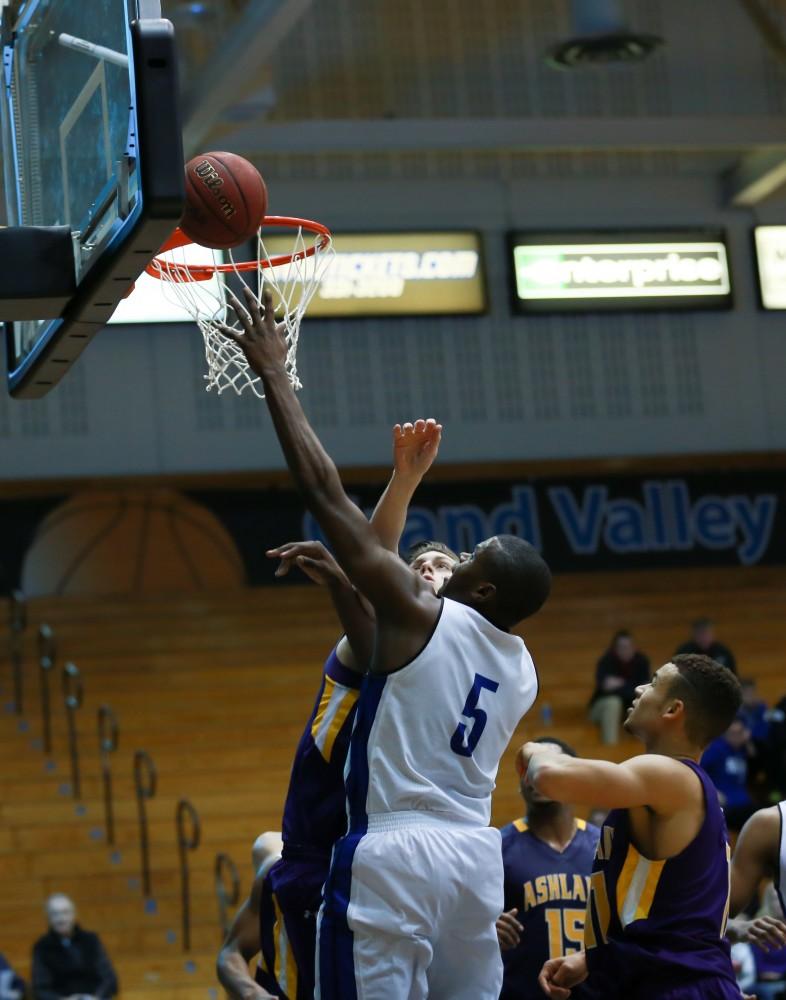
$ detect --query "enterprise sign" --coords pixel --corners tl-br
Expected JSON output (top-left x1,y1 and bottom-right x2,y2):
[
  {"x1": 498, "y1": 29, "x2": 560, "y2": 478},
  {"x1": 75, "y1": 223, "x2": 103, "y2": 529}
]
[
  {"x1": 510, "y1": 231, "x2": 732, "y2": 313},
  {"x1": 754, "y1": 226, "x2": 786, "y2": 310},
  {"x1": 263, "y1": 231, "x2": 485, "y2": 317}
]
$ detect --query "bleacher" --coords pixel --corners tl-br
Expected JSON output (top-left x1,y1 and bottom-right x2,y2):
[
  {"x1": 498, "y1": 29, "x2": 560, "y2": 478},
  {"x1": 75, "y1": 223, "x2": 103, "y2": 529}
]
[{"x1": 2, "y1": 564, "x2": 784, "y2": 996}]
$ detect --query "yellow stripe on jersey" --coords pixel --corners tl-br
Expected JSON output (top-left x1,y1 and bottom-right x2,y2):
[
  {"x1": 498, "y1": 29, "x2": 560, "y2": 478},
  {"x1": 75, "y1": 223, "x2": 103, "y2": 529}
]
[
  {"x1": 272, "y1": 893, "x2": 299, "y2": 998},
  {"x1": 721, "y1": 841, "x2": 731, "y2": 937},
  {"x1": 310, "y1": 676, "x2": 360, "y2": 762},
  {"x1": 322, "y1": 687, "x2": 359, "y2": 761},
  {"x1": 616, "y1": 843, "x2": 666, "y2": 928},
  {"x1": 577, "y1": 818, "x2": 587, "y2": 830},
  {"x1": 514, "y1": 818, "x2": 528, "y2": 833},
  {"x1": 585, "y1": 869, "x2": 610, "y2": 948}
]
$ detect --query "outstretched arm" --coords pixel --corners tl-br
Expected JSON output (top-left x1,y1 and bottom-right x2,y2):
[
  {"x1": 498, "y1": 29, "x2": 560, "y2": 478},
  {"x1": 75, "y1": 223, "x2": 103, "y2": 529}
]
[
  {"x1": 216, "y1": 873, "x2": 275, "y2": 1000},
  {"x1": 268, "y1": 540, "x2": 374, "y2": 671},
  {"x1": 517, "y1": 743, "x2": 699, "y2": 814},
  {"x1": 370, "y1": 419, "x2": 442, "y2": 551},
  {"x1": 222, "y1": 288, "x2": 438, "y2": 670}
]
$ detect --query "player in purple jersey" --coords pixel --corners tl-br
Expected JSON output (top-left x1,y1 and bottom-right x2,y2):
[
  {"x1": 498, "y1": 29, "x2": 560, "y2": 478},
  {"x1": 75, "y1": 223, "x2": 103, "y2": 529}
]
[
  {"x1": 519, "y1": 654, "x2": 746, "y2": 1000},
  {"x1": 727, "y1": 804, "x2": 786, "y2": 950},
  {"x1": 497, "y1": 737, "x2": 600, "y2": 1000},
  {"x1": 217, "y1": 833, "x2": 283, "y2": 999}
]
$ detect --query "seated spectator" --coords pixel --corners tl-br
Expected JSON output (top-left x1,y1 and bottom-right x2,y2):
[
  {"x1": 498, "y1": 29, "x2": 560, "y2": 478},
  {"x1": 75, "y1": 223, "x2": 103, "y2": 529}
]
[
  {"x1": 0, "y1": 954, "x2": 25, "y2": 1000},
  {"x1": 765, "y1": 695, "x2": 786, "y2": 799},
  {"x1": 676, "y1": 617, "x2": 737, "y2": 674},
  {"x1": 731, "y1": 940, "x2": 757, "y2": 996},
  {"x1": 588, "y1": 630, "x2": 650, "y2": 745},
  {"x1": 701, "y1": 718, "x2": 756, "y2": 831},
  {"x1": 739, "y1": 678, "x2": 770, "y2": 744},
  {"x1": 32, "y1": 894, "x2": 118, "y2": 1000}
]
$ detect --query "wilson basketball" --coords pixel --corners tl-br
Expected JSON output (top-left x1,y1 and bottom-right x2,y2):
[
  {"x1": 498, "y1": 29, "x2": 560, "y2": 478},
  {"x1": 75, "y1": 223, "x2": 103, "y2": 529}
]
[{"x1": 181, "y1": 151, "x2": 268, "y2": 250}]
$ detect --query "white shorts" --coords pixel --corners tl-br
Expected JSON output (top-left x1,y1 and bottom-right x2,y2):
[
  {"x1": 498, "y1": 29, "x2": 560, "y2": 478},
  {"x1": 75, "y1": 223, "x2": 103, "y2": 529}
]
[{"x1": 316, "y1": 811, "x2": 504, "y2": 1000}]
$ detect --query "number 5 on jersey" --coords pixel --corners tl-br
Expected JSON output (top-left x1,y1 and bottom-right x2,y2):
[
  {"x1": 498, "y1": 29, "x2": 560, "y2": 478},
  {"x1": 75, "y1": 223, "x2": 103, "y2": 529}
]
[{"x1": 450, "y1": 673, "x2": 499, "y2": 758}]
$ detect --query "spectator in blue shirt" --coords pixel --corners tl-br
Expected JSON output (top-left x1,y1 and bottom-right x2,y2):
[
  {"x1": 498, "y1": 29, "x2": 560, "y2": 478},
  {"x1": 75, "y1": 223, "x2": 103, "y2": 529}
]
[
  {"x1": 701, "y1": 717, "x2": 756, "y2": 831},
  {"x1": 0, "y1": 954, "x2": 24, "y2": 1000},
  {"x1": 739, "y1": 679, "x2": 770, "y2": 744}
]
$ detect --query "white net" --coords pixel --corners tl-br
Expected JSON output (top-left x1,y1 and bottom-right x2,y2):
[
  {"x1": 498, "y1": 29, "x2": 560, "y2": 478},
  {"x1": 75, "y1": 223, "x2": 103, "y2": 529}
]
[{"x1": 147, "y1": 225, "x2": 335, "y2": 397}]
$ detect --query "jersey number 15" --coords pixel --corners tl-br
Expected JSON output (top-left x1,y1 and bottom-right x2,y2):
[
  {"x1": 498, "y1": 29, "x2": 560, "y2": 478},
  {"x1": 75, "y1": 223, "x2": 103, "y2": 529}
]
[{"x1": 450, "y1": 673, "x2": 500, "y2": 758}]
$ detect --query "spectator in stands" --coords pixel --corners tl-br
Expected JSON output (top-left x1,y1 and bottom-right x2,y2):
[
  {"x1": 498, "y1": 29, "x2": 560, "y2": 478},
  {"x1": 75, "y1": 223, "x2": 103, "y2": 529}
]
[
  {"x1": 701, "y1": 717, "x2": 756, "y2": 831},
  {"x1": 739, "y1": 678, "x2": 770, "y2": 744},
  {"x1": 0, "y1": 954, "x2": 25, "y2": 1000},
  {"x1": 31, "y1": 894, "x2": 117, "y2": 1000},
  {"x1": 766, "y1": 695, "x2": 786, "y2": 798},
  {"x1": 730, "y1": 940, "x2": 757, "y2": 996},
  {"x1": 676, "y1": 617, "x2": 737, "y2": 674},
  {"x1": 589, "y1": 630, "x2": 650, "y2": 745}
]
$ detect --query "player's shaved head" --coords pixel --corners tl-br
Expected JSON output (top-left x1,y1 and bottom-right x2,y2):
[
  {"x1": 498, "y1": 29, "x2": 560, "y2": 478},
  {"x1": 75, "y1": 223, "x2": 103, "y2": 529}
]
[
  {"x1": 441, "y1": 535, "x2": 551, "y2": 629},
  {"x1": 667, "y1": 654, "x2": 742, "y2": 747}
]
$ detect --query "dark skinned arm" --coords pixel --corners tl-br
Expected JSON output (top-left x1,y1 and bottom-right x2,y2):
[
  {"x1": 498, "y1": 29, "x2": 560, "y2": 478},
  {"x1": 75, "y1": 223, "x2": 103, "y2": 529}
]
[
  {"x1": 216, "y1": 871, "x2": 275, "y2": 1000},
  {"x1": 269, "y1": 420, "x2": 441, "y2": 671},
  {"x1": 727, "y1": 805, "x2": 786, "y2": 950},
  {"x1": 267, "y1": 539, "x2": 374, "y2": 671},
  {"x1": 222, "y1": 287, "x2": 439, "y2": 672}
]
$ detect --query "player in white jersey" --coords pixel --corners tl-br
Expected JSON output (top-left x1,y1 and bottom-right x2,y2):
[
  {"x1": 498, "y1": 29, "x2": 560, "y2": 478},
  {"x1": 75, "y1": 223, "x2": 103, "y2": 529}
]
[
  {"x1": 221, "y1": 286, "x2": 552, "y2": 999},
  {"x1": 727, "y1": 801, "x2": 786, "y2": 950}
]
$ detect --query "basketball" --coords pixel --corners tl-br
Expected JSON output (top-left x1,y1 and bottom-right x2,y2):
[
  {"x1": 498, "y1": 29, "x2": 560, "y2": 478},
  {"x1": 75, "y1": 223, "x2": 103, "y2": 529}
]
[{"x1": 180, "y1": 151, "x2": 268, "y2": 250}]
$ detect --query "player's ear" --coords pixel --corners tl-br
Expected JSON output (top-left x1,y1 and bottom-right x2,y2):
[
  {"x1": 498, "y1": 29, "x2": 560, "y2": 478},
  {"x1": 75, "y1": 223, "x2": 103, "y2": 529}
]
[
  {"x1": 663, "y1": 697, "x2": 685, "y2": 723},
  {"x1": 472, "y1": 581, "x2": 496, "y2": 603}
]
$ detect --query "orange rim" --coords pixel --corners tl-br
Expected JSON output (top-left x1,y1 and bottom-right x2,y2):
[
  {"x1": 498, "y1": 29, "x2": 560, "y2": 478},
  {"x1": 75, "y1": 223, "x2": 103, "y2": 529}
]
[{"x1": 145, "y1": 215, "x2": 332, "y2": 282}]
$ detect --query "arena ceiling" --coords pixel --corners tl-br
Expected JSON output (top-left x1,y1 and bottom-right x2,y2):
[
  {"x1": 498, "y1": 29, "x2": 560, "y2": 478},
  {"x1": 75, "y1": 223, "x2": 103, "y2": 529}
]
[{"x1": 159, "y1": 0, "x2": 786, "y2": 206}]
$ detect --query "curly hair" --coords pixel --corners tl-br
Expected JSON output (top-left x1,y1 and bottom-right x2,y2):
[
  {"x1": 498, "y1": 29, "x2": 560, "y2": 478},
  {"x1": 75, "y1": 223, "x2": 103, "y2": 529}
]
[{"x1": 668, "y1": 653, "x2": 742, "y2": 747}]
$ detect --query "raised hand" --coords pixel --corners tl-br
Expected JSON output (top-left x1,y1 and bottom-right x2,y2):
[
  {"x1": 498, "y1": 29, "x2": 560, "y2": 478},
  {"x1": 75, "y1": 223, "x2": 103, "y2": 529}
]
[
  {"x1": 496, "y1": 908, "x2": 523, "y2": 950},
  {"x1": 220, "y1": 284, "x2": 288, "y2": 378},
  {"x1": 267, "y1": 540, "x2": 349, "y2": 588},
  {"x1": 392, "y1": 418, "x2": 442, "y2": 481}
]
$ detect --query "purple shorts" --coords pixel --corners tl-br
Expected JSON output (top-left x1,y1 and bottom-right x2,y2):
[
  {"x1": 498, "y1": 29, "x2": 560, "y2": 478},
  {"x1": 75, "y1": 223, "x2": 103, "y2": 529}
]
[{"x1": 266, "y1": 854, "x2": 329, "y2": 1000}]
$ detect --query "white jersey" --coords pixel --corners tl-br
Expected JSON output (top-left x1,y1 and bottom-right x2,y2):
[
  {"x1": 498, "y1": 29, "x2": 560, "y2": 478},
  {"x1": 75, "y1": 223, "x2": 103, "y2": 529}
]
[
  {"x1": 777, "y1": 800, "x2": 786, "y2": 917},
  {"x1": 345, "y1": 597, "x2": 538, "y2": 828}
]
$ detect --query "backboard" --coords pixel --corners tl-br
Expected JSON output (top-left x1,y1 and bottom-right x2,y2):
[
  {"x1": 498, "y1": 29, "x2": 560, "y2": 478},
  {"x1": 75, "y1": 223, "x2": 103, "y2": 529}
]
[{"x1": 1, "y1": 0, "x2": 184, "y2": 398}]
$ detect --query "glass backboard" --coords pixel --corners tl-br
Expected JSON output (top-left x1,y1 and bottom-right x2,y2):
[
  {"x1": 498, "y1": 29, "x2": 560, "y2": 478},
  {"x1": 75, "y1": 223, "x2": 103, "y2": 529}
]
[{"x1": 1, "y1": 0, "x2": 184, "y2": 397}]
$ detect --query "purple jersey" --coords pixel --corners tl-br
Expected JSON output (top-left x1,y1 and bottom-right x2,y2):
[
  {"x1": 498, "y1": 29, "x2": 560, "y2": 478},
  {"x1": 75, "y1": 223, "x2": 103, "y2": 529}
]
[
  {"x1": 500, "y1": 817, "x2": 600, "y2": 1000},
  {"x1": 584, "y1": 759, "x2": 740, "y2": 1000},
  {"x1": 280, "y1": 649, "x2": 362, "y2": 855},
  {"x1": 262, "y1": 650, "x2": 362, "y2": 1000}
]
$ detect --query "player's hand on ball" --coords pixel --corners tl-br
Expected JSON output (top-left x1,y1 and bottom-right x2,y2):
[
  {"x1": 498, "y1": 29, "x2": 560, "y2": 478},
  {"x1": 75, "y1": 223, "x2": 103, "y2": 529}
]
[
  {"x1": 495, "y1": 908, "x2": 523, "y2": 951},
  {"x1": 267, "y1": 540, "x2": 349, "y2": 589},
  {"x1": 393, "y1": 418, "x2": 442, "y2": 481},
  {"x1": 221, "y1": 284, "x2": 288, "y2": 376},
  {"x1": 538, "y1": 952, "x2": 588, "y2": 999}
]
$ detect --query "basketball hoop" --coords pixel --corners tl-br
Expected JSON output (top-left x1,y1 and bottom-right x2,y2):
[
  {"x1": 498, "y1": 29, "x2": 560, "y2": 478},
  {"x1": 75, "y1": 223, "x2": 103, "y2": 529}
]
[{"x1": 146, "y1": 217, "x2": 334, "y2": 397}]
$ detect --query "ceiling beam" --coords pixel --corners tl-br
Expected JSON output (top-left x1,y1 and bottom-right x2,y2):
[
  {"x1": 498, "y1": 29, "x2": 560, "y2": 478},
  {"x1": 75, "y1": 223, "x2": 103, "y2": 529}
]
[
  {"x1": 180, "y1": 0, "x2": 314, "y2": 159},
  {"x1": 725, "y1": 149, "x2": 786, "y2": 206},
  {"x1": 218, "y1": 116, "x2": 786, "y2": 156}
]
